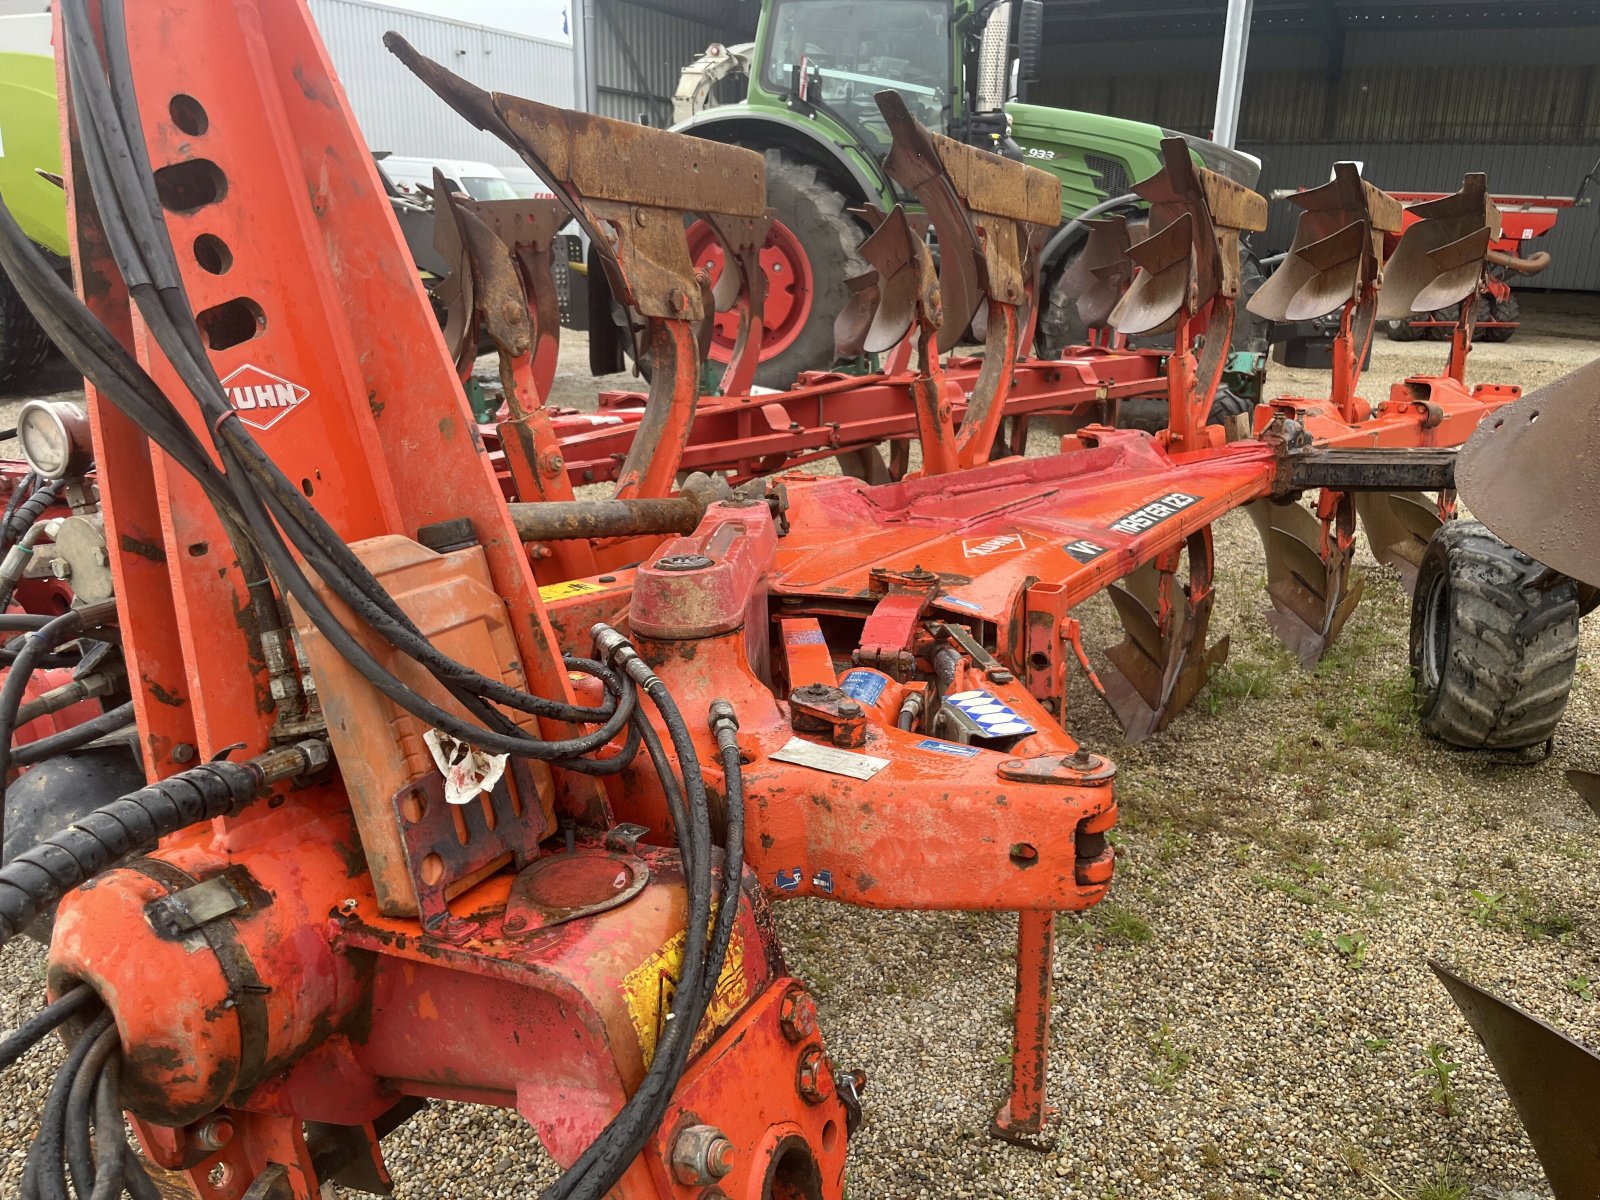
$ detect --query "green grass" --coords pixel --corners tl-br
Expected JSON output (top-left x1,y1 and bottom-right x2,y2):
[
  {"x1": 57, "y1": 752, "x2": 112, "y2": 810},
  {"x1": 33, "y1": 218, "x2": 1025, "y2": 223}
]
[
  {"x1": 1061, "y1": 902, "x2": 1154, "y2": 946},
  {"x1": 1411, "y1": 1166, "x2": 1468, "y2": 1200}
]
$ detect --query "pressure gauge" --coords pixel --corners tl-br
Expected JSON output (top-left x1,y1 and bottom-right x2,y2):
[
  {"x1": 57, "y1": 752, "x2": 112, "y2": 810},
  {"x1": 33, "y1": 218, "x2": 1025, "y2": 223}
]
[{"x1": 15, "y1": 400, "x2": 92, "y2": 480}]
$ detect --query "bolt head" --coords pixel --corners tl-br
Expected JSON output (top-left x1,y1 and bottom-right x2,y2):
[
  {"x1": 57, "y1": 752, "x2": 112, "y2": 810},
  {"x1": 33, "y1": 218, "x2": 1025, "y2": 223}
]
[
  {"x1": 838, "y1": 699, "x2": 863, "y2": 718},
  {"x1": 796, "y1": 1046, "x2": 831, "y2": 1104},
  {"x1": 779, "y1": 988, "x2": 819, "y2": 1043},
  {"x1": 171, "y1": 743, "x2": 197, "y2": 764},
  {"x1": 671, "y1": 1124, "x2": 734, "y2": 1186}
]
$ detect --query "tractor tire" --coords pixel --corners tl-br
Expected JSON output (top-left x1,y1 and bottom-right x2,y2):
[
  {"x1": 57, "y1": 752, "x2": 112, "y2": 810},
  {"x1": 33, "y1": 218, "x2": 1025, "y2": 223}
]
[
  {"x1": 1037, "y1": 244, "x2": 1088, "y2": 359},
  {"x1": 1410, "y1": 520, "x2": 1580, "y2": 750},
  {"x1": 1385, "y1": 317, "x2": 1421, "y2": 342},
  {"x1": 750, "y1": 150, "x2": 864, "y2": 390},
  {"x1": 0, "y1": 265, "x2": 54, "y2": 393},
  {"x1": 1482, "y1": 294, "x2": 1519, "y2": 343},
  {"x1": 1113, "y1": 387, "x2": 1252, "y2": 437}
]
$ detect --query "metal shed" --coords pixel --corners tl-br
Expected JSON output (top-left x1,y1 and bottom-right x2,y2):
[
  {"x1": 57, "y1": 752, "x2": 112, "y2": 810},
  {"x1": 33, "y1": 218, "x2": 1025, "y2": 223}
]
[
  {"x1": 309, "y1": 0, "x2": 575, "y2": 170},
  {"x1": 1034, "y1": 1, "x2": 1600, "y2": 291}
]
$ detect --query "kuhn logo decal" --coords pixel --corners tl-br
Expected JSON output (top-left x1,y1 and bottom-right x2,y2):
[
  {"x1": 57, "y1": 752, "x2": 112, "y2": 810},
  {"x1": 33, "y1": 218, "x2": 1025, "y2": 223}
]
[
  {"x1": 962, "y1": 533, "x2": 1026, "y2": 558},
  {"x1": 1108, "y1": 492, "x2": 1200, "y2": 537},
  {"x1": 221, "y1": 364, "x2": 310, "y2": 432}
]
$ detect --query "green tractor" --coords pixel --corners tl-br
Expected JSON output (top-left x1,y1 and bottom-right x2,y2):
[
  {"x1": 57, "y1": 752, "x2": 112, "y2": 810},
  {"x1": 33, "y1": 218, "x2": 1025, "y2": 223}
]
[
  {"x1": 0, "y1": 8, "x2": 66, "y2": 391},
  {"x1": 589, "y1": 0, "x2": 1264, "y2": 388}
]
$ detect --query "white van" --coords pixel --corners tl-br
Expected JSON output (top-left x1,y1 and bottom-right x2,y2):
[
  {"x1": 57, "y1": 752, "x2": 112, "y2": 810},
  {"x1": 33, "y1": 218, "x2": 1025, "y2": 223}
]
[{"x1": 379, "y1": 156, "x2": 518, "y2": 202}]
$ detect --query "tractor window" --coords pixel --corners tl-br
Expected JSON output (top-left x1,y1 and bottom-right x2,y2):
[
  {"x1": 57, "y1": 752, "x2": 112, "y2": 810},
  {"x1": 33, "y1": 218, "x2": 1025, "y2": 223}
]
[{"x1": 761, "y1": 0, "x2": 951, "y2": 148}]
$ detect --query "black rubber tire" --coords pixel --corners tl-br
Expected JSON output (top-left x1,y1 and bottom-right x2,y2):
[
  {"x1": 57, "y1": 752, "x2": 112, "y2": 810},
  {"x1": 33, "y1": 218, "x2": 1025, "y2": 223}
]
[
  {"x1": 1385, "y1": 317, "x2": 1421, "y2": 342},
  {"x1": 1036, "y1": 243, "x2": 1088, "y2": 359},
  {"x1": 1233, "y1": 247, "x2": 1269, "y2": 351},
  {"x1": 0, "y1": 265, "x2": 54, "y2": 393},
  {"x1": 1482, "y1": 294, "x2": 1519, "y2": 343},
  {"x1": 1112, "y1": 388, "x2": 1250, "y2": 436},
  {"x1": 1410, "y1": 520, "x2": 1580, "y2": 750},
  {"x1": 749, "y1": 150, "x2": 865, "y2": 390}
]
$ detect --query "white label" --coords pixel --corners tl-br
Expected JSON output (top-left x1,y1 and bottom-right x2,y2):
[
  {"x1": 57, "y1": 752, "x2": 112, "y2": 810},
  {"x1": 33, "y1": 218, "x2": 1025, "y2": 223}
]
[
  {"x1": 220, "y1": 364, "x2": 310, "y2": 433},
  {"x1": 771, "y1": 737, "x2": 889, "y2": 781},
  {"x1": 961, "y1": 533, "x2": 1026, "y2": 558}
]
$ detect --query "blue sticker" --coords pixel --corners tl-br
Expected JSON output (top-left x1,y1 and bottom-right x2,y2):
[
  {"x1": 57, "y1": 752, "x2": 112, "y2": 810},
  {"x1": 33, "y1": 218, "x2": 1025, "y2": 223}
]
[
  {"x1": 916, "y1": 738, "x2": 982, "y2": 758},
  {"x1": 840, "y1": 669, "x2": 888, "y2": 705},
  {"x1": 786, "y1": 628, "x2": 827, "y2": 645},
  {"x1": 946, "y1": 690, "x2": 1036, "y2": 737},
  {"x1": 811, "y1": 870, "x2": 834, "y2": 894},
  {"x1": 776, "y1": 867, "x2": 802, "y2": 891},
  {"x1": 939, "y1": 595, "x2": 983, "y2": 612}
]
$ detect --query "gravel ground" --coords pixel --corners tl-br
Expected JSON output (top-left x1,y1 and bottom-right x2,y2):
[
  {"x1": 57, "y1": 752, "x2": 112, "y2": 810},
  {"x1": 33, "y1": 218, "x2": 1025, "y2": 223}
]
[{"x1": 1, "y1": 294, "x2": 1597, "y2": 1199}]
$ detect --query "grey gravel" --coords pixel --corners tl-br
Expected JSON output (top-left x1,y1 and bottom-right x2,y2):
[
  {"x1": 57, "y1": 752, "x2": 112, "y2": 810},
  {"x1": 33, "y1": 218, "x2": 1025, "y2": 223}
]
[{"x1": 1, "y1": 294, "x2": 1597, "y2": 1199}]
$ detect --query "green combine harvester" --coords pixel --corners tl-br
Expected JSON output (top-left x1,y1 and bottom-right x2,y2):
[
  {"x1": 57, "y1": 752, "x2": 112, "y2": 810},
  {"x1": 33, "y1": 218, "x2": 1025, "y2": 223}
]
[
  {"x1": 592, "y1": 0, "x2": 1264, "y2": 388},
  {"x1": 0, "y1": 8, "x2": 65, "y2": 390}
]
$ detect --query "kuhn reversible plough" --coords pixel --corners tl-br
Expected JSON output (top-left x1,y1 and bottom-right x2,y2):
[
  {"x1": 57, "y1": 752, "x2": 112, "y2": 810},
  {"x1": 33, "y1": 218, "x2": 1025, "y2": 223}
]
[{"x1": 0, "y1": 3, "x2": 1537, "y2": 1198}]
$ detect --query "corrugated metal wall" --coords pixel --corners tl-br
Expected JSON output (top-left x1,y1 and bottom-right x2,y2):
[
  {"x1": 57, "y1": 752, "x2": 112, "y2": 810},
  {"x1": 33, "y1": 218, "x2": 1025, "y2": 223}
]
[
  {"x1": 592, "y1": 0, "x2": 750, "y2": 124},
  {"x1": 1031, "y1": 22, "x2": 1600, "y2": 288},
  {"x1": 308, "y1": 0, "x2": 574, "y2": 168}
]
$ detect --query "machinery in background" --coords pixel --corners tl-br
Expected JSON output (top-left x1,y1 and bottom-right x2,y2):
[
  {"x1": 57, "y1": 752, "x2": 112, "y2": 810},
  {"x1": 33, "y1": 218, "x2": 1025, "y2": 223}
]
[
  {"x1": 581, "y1": 0, "x2": 1262, "y2": 386},
  {"x1": 0, "y1": 2, "x2": 1582, "y2": 1198},
  {"x1": 1383, "y1": 191, "x2": 1576, "y2": 344}
]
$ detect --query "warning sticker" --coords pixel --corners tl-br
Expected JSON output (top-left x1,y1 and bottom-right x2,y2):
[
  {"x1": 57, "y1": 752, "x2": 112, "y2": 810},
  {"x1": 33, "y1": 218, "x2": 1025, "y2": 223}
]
[
  {"x1": 840, "y1": 669, "x2": 888, "y2": 705},
  {"x1": 538, "y1": 579, "x2": 605, "y2": 603},
  {"x1": 624, "y1": 927, "x2": 748, "y2": 1067},
  {"x1": 771, "y1": 737, "x2": 890, "y2": 781},
  {"x1": 962, "y1": 533, "x2": 1027, "y2": 558},
  {"x1": 916, "y1": 738, "x2": 982, "y2": 758}
]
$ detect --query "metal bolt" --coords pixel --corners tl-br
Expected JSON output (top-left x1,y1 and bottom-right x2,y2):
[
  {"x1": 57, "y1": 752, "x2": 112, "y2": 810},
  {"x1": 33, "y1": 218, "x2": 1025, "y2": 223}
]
[
  {"x1": 339, "y1": 899, "x2": 358, "y2": 915},
  {"x1": 779, "y1": 987, "x2": 819, "y2": 1044},
  {"x1": 1068, "y1": 748, "x2": 1093, "y2": 768},
  {"x1": 48, "y1": 557, "x2": 71, "y2": 580},
  {"x1": 670, "y1": 1124, "x2": 734, "y2": 1186},
  {"x1": 838, "y1": 699, "x2": 862, "y2": 718},
  {"x1": 796, "y1": 1046, "x2": 831, "y2": 1104},
  {"x1": 194, "y1": 1115, "x2": 234, "y2": 1153},
  {"x1": 503, "y1": 913, "x2": 527, "y2": 933},
  {"x1": 171, "y1": 743, "x2": 197, "y2": 764}
]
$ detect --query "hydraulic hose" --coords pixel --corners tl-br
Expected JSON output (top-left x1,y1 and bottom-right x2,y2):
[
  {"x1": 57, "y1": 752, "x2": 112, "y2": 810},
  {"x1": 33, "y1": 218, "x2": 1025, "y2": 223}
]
[
  {"x1": 0, "y1": 746, "x2": 322, "y2": 947},
  {"x1": 2, "y1": 479, "x2": 63, "y2": 550},
  {"x1": 11, "y1": 701, "x2": 136, "y2": 768},
  {"x1": 0, "y1": 984, "x2": 95, "y2": 1071},
  {"x1": 0, "y1": 603, "x2": 119, "y2": 848}
]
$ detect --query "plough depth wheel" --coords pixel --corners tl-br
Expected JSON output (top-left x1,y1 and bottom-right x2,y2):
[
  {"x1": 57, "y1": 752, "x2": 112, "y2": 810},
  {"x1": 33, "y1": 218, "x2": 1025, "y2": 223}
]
[{"x1": 1410, "y1": 520, "x2": 1580, "y2": 749}]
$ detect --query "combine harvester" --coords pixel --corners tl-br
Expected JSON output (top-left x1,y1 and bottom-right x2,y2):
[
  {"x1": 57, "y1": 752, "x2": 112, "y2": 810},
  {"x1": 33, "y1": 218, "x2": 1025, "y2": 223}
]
[{"x1": 0, "y1": 1, "x2": 1582, "y2": 1196}]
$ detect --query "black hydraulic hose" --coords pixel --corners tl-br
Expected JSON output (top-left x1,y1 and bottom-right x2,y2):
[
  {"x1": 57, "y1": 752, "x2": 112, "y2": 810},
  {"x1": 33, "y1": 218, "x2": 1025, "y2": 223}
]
[
  {"x1": 0, "y1": 758, "x2": 265, "y2": 947},
  {"x1": 27, "y1": 1008, "x2": 112, "y2": 1200},
  {"x1": 64, "y1": 1022, "x2": 119, "y2": 1197},
  {"x1": 0, "y1": 604, "x2": 118, "y2": 845},
  {"x1": 0, "y1": 984, "x2": 93, "y2": 1070},
  {"x1": 2, "y1": 480, "x2": 63, "y2": 550},
  {"x1": 88, "y1": 1054, "x2": 129, "y2": 1200},
  {"x1": 11, "y1": 702, "x2": 136, "y2": 768},
  {"x1": 0, "y1": 473, "x2": 38, "y2": 549}
]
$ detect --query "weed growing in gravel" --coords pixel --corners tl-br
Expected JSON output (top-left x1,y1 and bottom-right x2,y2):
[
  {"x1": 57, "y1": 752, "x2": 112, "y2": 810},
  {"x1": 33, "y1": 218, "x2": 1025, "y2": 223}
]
[
  {"x1": 1468, "y1": 888, "x2": 1506, "y2": 927},
  {"x1": 1060, "y1": 902, "x2": 1153, "y2": 947},
  {"x1": 1360, "y1": 822, "x2": 1403, "y2": 850},
  {"x1": 1569, "y1": 975, "x2": 1595, "y2": 1001},
  {"x1": 1410, "y1": 1166, "x2": 1468, "y2": 1200},
  {"x1": 1144, "y1": 1021, "x2": 1192, "y2": 1091},
  {"x1": 1514, "y1": 890, "x2": 1578, "y2": 941},
  {"x1": 1332, "y1": 932, "x2": 1369, "y2": 969},
  {"x1": 1415, "y1": 1042, "x2": 1460, "y2": 1116},
  {"x1": 1203, "y1": 654, "x2": 1281, "y2": 715}
]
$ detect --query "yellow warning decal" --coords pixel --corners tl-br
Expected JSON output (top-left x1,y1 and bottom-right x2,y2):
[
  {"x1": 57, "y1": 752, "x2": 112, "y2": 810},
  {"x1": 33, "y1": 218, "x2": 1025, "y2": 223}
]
[
  {"x1": 623, "y1": 926, "x2": 748, "y2": 1067},
  {"x1": 537, "y1": 579, "x2": 604, "y2": 603}
]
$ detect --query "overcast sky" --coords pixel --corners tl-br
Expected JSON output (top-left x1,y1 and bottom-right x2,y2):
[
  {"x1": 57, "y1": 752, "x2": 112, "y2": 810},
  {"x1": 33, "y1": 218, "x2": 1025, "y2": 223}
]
[{"x1": 383, "y1": 0, "x2": 572, "y2": 41}]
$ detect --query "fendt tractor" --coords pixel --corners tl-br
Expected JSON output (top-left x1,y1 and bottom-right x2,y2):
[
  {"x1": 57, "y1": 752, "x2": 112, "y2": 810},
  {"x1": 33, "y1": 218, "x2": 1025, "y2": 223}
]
[{"x1": 586, "y1": 0, "x2": 1263, "y2": 386}]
